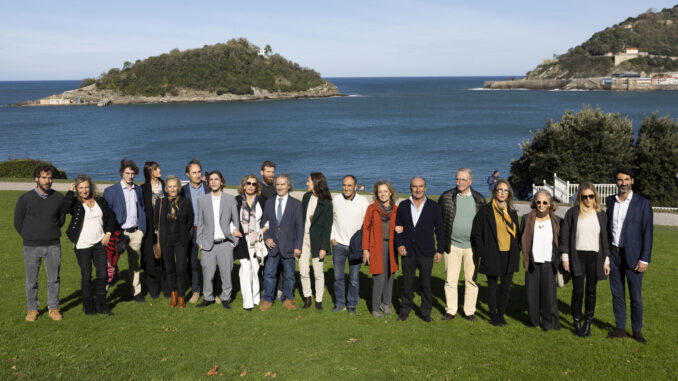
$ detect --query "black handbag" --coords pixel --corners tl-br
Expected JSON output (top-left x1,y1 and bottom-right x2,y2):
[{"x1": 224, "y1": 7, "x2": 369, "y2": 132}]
[{"x1": 348, "y1": 229, "x2": 364, "y2": 262}]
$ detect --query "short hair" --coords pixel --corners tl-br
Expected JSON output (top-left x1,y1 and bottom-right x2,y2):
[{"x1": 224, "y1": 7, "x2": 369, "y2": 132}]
[
  {"x1": 491, "y1": 179, "x2": 515, "y2": 211},
  {"x1": 261, "y1": 161, "x2": 276, "y2": 171},
  {"x1": 143, "y1": 161, "x2": 159, "y2": 182},
  {"x1": 410, "y1": 176, "x2": 426, "y2": 187},
  {"x1": 343, "y1": 175, "x2": 357, "y2": 185},
  {"x1": 530, "y1": 190, "x2": 557, "y2": 212},
  {"x1": 207, "y1": 170, "x2": 226, "y2": 189},
  {"x1": 185, "y1": 158, "x2": 202, "y2": 174},
  {"x1": 74, "y1": 174, "x2": 96, "y2": 199},
  {"x1": 614, "y1": 166, "x2": 635, "y2": 179},
  {"x1": 456, "y1": 167, "x2": 474, "y2": 179},
  {"x1": 164, "y1": 175, "x2": 181, "y2": 190},
  {"x1": 372, "y1": 180, "x2": 397, "y2": 205},
  {"x1": 237, "y1": 174, "x2": 261, "y2": 196},
  {"x1": 119, "y1": 159, "x2": 139, "y2": 176},
  {"x1": 493, "y1": 170, "x2": 499, "y2": 176},
  {"x1": 33, "y1": 164, "x2": 55, "y2": 178},
  {"x1": 576, "y1": 182, "x2": 602, "y2": 214},
  {"x1": 276, "y1": 174, "x2": 293, "y2": 191},
  {"x1": 310, "y1": 172, "x2": 332, "y2": 201}
]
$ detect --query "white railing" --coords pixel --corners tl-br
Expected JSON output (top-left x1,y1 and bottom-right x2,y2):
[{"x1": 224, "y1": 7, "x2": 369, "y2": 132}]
[{"x1": 533, "y1": 173, "x2": 616, "y2": 204}]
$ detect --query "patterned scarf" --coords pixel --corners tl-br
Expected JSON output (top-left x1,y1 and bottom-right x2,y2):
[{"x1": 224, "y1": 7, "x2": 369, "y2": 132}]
[
  {"x1": 377, "y1": 201, "x2": 393, "y2": 222},
  {"x1": 168, "y1": 197, "x2": 179, "y2": 221},
  {"x1": 492, "y1": 199, "x2": 516, "y2": 238}
]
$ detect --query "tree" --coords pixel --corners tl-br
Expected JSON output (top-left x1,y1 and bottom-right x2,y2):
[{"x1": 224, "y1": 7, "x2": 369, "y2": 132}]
[
  {"x1": 633, "y1": 113, "x2": 678, "y2": 206},
  {"x1": 264, "y1": 44, "x2": 272, "y2": 55},
  {"x1": 509, "y1": 106, "x2": 635, "y2": 199}
]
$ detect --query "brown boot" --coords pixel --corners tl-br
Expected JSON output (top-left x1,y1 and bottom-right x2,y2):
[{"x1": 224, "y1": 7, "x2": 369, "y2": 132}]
[
  {"x1": 282, "y1": 299, "x2": 296, "y2": 310},
  {"x1": 260, "y1": 300, "x2": 273, "y2": 311},
  {"x1": 25, "y1": 310, "x2": 39, "y2": 322},
  {"x1": 177, "y1": 296, "x2": 185, "y2": 308},
  {"x1": 170, "y1": 291, "x2": 178, "y2": 307}
]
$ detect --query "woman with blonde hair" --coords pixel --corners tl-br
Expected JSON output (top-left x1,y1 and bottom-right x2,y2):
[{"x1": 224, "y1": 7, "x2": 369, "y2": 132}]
[
  {"x1": 362, "y1": 180, "x2": 399, "y2": 318},
  {"x1": 63, "y1": 175, "x2": 116, "y2": 315},
  {"x1": 559, "y1": 182, "x2": 610, "y2": 337},
  {"x1": 471, "y1": 179, "x2": 520, "y2": 326},
  {"x1": 520, "y1": 190, "x2": 561, "y2": 330}
]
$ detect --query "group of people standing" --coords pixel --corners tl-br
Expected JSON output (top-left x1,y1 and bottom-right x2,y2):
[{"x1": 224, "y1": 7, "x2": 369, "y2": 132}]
[{"x1": 14, "y1": 161, "x2": 652, "y2": 343}]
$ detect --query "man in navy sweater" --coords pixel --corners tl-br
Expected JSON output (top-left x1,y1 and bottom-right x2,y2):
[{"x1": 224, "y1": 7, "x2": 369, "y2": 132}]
[{"x1": 14, "y1": 165, "x2": 65, "y2": 322}]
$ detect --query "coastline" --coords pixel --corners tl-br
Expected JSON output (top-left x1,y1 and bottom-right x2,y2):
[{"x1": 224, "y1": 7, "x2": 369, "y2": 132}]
[
  {"x1": 13, "y1": 81, "x2": 345, "y2": 107},
  {"x1": 484, "y1": 78, "x2": 678, "y2": 91}
]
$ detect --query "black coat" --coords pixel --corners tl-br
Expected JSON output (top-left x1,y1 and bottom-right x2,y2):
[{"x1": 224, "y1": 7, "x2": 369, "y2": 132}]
[
  {"x1": 438, "y1": 187, "x2": 486, "y2": 253},
  {"x1": 142, "y1": 180, "x2": 165, "y2": 256},
  {"x1": 153, "y1": 196, "x2": 194, "y2": 245},
  {"x1": 394, "y1": 198, "x2": 444, "y2": 256},
  {"x1": 559, "y1": 207, "x2": 610, "y2": 280},
  {"x1": 470, "y1": 202, "x2": 521, "y2": 277},
  {"x1": 62, "y1": 191, "x2": 116, "y2": 246},
  {"x1": 301, "y1": 192, "x2": 334, "y2": 258},
  {"x1": 233, "y1": 195, "x2": 266, "y2": 260}
]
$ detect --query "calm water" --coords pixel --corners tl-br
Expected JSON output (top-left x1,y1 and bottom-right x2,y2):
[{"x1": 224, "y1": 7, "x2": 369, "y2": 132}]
[{"x1": 1, "y1": 77, "x2": 678, "y2": 197}]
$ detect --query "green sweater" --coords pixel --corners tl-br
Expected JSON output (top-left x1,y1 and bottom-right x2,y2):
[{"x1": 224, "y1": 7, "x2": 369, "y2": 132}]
[{"x1": 450, "y1": 193, "x2": 476, "y2": 249}]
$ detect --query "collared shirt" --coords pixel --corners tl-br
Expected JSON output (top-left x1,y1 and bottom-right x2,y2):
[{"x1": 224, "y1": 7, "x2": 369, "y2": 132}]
[
  {"x1": 276, "y1": 194, "x2": 289, "y2": 221},
  {"x1": 34, "y1": 187, "x2": 49, "y2": 199},
  {"x1": 611, "y1": 191, "x2": 633, "y2": 247},
  {"x1": 189, "y1": 182, "x2": 206, "y2": 226},
  {"x1": 330, "y1": 193, "x2": 370, "y2": 246},
  {"x1": 120, "y1": 180, "x2": 138, "y2": 229},
  {"x1": 409, "y1": 196, "x2": 427, "y2": 226},
  {"x1": 212, "y1": 193, "x2": 225, "y2": 240}
]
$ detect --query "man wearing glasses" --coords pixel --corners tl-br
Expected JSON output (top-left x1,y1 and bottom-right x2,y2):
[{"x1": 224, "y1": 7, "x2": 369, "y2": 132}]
[{"x1": 438, "y1": 168, "x2": 486, "y2": 322}]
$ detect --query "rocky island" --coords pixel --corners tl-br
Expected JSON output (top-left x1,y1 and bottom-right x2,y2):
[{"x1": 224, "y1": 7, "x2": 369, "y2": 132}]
[
  {"x1": 485, "y1": 6, "x2": 678, "y2": 91},
  {"x1": 16, "y1": 38, "x2": 344, "y2": 106}
]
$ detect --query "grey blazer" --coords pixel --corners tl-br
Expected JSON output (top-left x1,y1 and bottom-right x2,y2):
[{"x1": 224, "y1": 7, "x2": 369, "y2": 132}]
[{"x1": 196, "y1": 192, "x2": 240, "y2": 251}]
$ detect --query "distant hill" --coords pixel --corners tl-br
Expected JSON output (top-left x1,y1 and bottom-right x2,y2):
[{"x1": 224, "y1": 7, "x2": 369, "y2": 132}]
[
  {"x1": 88, "y1": 38, "x2": 328, "y2": 96},
  {"x1": 526, "y1": 5, "x2": 678, "y2": 79}
]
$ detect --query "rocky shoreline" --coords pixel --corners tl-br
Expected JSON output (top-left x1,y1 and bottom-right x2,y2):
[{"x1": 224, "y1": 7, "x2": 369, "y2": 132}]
[
  {"x1": 484, "y1": 78, "x2": 678, "y2": 91},
  {"x1": 14, "y1": 81, "x2": 345, "y2": 107}
]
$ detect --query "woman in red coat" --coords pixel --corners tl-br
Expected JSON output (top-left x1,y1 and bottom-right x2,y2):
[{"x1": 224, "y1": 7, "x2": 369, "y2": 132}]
[{"x1": 362, "y1": 180, "x2": 399, "y2": 318}]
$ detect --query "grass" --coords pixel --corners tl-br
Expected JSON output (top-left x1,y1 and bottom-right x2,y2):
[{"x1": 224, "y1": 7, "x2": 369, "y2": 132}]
[{"x1": 1, "y1": 190, "x2": 677, "y2": 380}]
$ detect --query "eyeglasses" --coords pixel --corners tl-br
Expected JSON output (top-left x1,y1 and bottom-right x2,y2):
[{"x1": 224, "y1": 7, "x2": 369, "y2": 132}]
[
  {"x1": 580, "y1": 194, "x2": 595, "y2": 200},
  {"x1": 535, "y1": 201, "x2": 549, "y2": 205},
  {"x1": 245, "y1": 182, "x2": 257, "y2": 186},
  {"x1": 496, "y1": 189, "x2": 509, "y2": 194}
]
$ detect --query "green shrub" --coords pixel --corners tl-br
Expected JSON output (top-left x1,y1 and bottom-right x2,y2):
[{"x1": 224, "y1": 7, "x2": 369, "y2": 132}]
[
  {"x1": 634, "y1": 113, "x2": 678, "y2": 206},
  {"x1": 0, "y1": 158, "x2": 67, "y2": 179},
  {"x1": 79, "y1": 78, "x2": 96, "y2": 88}
]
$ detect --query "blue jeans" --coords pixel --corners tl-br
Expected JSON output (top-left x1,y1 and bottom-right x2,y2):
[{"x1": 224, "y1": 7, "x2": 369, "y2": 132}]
[
  {"x1": 609, "y1": 248, "x2": 644, "y2": 332},
  {"x1": 332, "y1": 244, "x2": 360, "y2": 308},
  {"x1": 263, "y1": 254, "x2": 295, "y2": 302},
  {"x1": 24, "y1": 244, "x2": 61, "y2": 310}
]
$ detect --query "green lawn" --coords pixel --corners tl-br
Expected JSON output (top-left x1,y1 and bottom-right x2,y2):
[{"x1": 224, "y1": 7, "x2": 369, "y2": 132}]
[{"x1": 1, "y1": 190, "x2": 676, "y2": 380}]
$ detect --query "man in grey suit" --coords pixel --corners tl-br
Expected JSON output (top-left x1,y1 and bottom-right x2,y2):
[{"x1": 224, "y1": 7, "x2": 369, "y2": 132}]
[
  {"x1": 259, "y1": 174, "x2": 304, "y2": 311},
  {"x1": 196, "y1": 171, "x2": 242, "y2": 309}
]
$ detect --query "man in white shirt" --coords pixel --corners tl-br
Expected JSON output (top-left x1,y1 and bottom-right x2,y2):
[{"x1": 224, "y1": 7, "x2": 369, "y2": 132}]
[
  {"x1": 196, "y1": 171, "x2": 241, "y2": 309},
  {"x1": 330, "y1": 175, "x2": 369, "y2": 314}
]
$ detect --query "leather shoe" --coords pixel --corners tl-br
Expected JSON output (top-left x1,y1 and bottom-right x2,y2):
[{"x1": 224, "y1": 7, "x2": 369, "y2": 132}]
[
  {"x1": 464, "y1": 314, "x2": 478, "y2": 322},
  {"x1": 347, "y1": 307, "x2": 356, "y2": 315},
  {"x1": 133, "y1": 294, "x2": 145, "y2": 303},
  {"x1": 441, "y1": 313, "x2": 455, "y2": 321},
  {"x1": 315, "y1": 301, "x2": 322, "y2": 310},
  {"x1": 48, "y1": 309, "x2": 62, "y2": 321},
  {"x1": 259, "y1": 301, "x2": 273, "y2": 311},
  {"x1": 302, "y1": 297, "x2": 312, "y2": 309},
  {"x1": 177, "y1": 296, "x2": 185, "y2": 308},
  {"x1": 607, "y1": 328, "x2": 628, "y2": 339},
  {"x1": 188, "y1": 292, "x2": 200, "y2": 304},
  {"x1": 397, "y1": 314, "x2": 408, "y2": 322},
  {"x1": 196, "y1": 299, "x2": 215, "y2": 308},
  {"x1": 421, "y1": 316, "x2": 434, "y2": 323},
  {"x1": 25, "y1": 310, "x2": 39, "y2": 322},
  {"x1": 332, "y1": 306, "x2": 346, "y2": 312},
  {"x1": 222, "y1": 300, "x2": 231, "y2": 309},
  {"x1": 282, "y1": 299, "x2": 296, "y2": 310},
  {"x1": 632, "y1": 331, "x2": 647, "y2": 343},
  {"x1": 170, "y1": 291, "x2": 178, "y2": 307}
]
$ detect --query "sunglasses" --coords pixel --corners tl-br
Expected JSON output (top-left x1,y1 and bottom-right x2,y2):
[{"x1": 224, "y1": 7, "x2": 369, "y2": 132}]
[
  {"x1": 535, "y1": 201, "x2": 549, "y2": 205},
  {"x1": 245, "y1": 181, "x2": 257, "y2": 186},
  {"x1": 580, "y1": 194, "x2": 595, "y2": 200},
  {"x1": 496, "y1": 189, "x2": 509, "y2": 194}
]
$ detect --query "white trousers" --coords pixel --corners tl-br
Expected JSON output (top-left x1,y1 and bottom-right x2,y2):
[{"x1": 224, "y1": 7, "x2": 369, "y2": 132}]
[
  {"x1": 300, "y1": 235, "x2": 324, "y2": 302},
  {"x1": 239, "y1": 252, "x2": 260, "y2": 309}
]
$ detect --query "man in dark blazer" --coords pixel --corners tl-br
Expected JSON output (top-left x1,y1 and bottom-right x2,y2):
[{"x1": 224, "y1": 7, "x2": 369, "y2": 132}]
[
  {"x1": 103, "y1": 159, "x2": 148, "y2": 302},
  {"x1": 259, "y1": 174, "x2": 304, "y2": 311},
  {"x1": 606, "y1": 167, "x2": 653, "y2": 343},
  {"x1": 395, "y1": 176, "x2": 444, "y2": 322},
  {"x1": 179, "y1": 158, "x2": 208, "y2": 304}
]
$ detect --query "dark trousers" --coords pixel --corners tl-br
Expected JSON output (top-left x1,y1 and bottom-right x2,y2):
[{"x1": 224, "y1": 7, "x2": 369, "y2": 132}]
[
  {"x1": 486, "y1": 250, "x2": 513, "y2": 315},
  {"x1": 75, "y1": 243, "x2": 108, "y2": 298},
  {"x1": 609, "y1": 247, "x2": 644, "y2": 332},
  {"x1": 188, "y1": 228, "x2": 201, "y2": 294},
  {"x1": 162, "y1": 234, "x2": 188, "y2": 296},
  {"x1": 571, "y1": 251, "x2": 598, "y2": 320},
  {"x1": 525, "y1": 262, "x2": 559, "y2": 329},
  {"x1": 400, "y1": 255, "x2": 433, "y2": 318}
]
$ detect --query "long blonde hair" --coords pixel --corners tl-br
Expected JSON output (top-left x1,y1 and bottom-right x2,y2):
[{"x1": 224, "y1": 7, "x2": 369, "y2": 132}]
[
  {"x1": 74, "y1": 174, "x2": 96, "y2": 201},
  {"x1": 576, "y1": 182, "x2": 602, "y2": 217}
]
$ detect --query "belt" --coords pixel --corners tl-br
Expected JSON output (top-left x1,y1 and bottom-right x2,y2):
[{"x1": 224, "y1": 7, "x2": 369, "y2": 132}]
[
  {"x1": 611, "y1": 245, "x2": 623, "y2": 252},
  {"x1": 123, "y1": 227, "x2": 138, "y2": 233},
  {"x1": 193, "y1": 226, "x2": 198, "y2": 231},
  {"x1": 213, "y1": 238, "x2": 229, "y2": 245}
]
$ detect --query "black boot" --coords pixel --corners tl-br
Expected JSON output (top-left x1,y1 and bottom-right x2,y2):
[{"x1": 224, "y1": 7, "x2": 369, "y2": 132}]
[
  {"x1": 83, "y1": 296, "x2": 96, "y2": 315},
  {"x1": 582, "y1": 311, "x2": 594, "y2": 337},
  {"x1": 302, "y1": 296, "x2": 312, "y2": 309},
  {"x1": 573, "y1": 316, "x2": 583, "y2": 337},
  {"x1": 95, "y1": 294, "x2": 114, "y2": 315}
]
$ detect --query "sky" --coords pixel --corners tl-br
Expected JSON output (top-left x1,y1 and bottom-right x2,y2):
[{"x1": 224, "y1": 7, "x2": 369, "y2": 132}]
[{"x1": 0, "y1": 1, "x2": 676, "y2": 80}]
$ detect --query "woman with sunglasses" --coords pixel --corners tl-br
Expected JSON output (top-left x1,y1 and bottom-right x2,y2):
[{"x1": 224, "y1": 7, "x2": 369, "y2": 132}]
[
  {"x1": 233, "y1": 174, "x2": 268, "y2": 311},
  {"x1": 141, "y1": 161, "x2": 165, "y2": 299},
  {"x1": 520, "y1": 190, "x2": 561, "y2": 330},
  {"x1": 559, "y1": 182, "x2": 610, "y2": 337},
  {"x1": 471, "y1": 179, "x2": 520, "y2": 326}
]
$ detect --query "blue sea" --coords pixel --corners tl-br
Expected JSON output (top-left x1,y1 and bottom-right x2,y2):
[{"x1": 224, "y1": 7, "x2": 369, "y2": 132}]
[{"x1": 1, "y1": 77, "x2": 677, "y2": 197}]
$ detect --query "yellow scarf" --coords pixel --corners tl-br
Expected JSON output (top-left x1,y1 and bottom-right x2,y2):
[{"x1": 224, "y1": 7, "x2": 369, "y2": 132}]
[{"x1": 492, "y1": 199, "x2": 516, "y2": 251}]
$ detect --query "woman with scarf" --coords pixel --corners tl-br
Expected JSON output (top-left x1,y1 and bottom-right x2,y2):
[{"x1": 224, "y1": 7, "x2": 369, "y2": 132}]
[
  {"x1": 471, "y1": 179, "x2": 520, "y2": 326},
  {"x1": 141, "y1": 161, "x2": 166, "y2": 298},
  {"x1": 559, "y1": 182, "x2": 610, "y2": 337},
  {"x1": 233, "y1": 174, "x2": 267, "y2": 311},
  {"x1": 362, "y1": 180, "x2": 399, "y2": 318},
  {"x1": 520, "y1": 190, "x2": 561, "y2": 330},
  {"x1": 154, "y1": 175, "x2": 194, "y2": 308}
]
